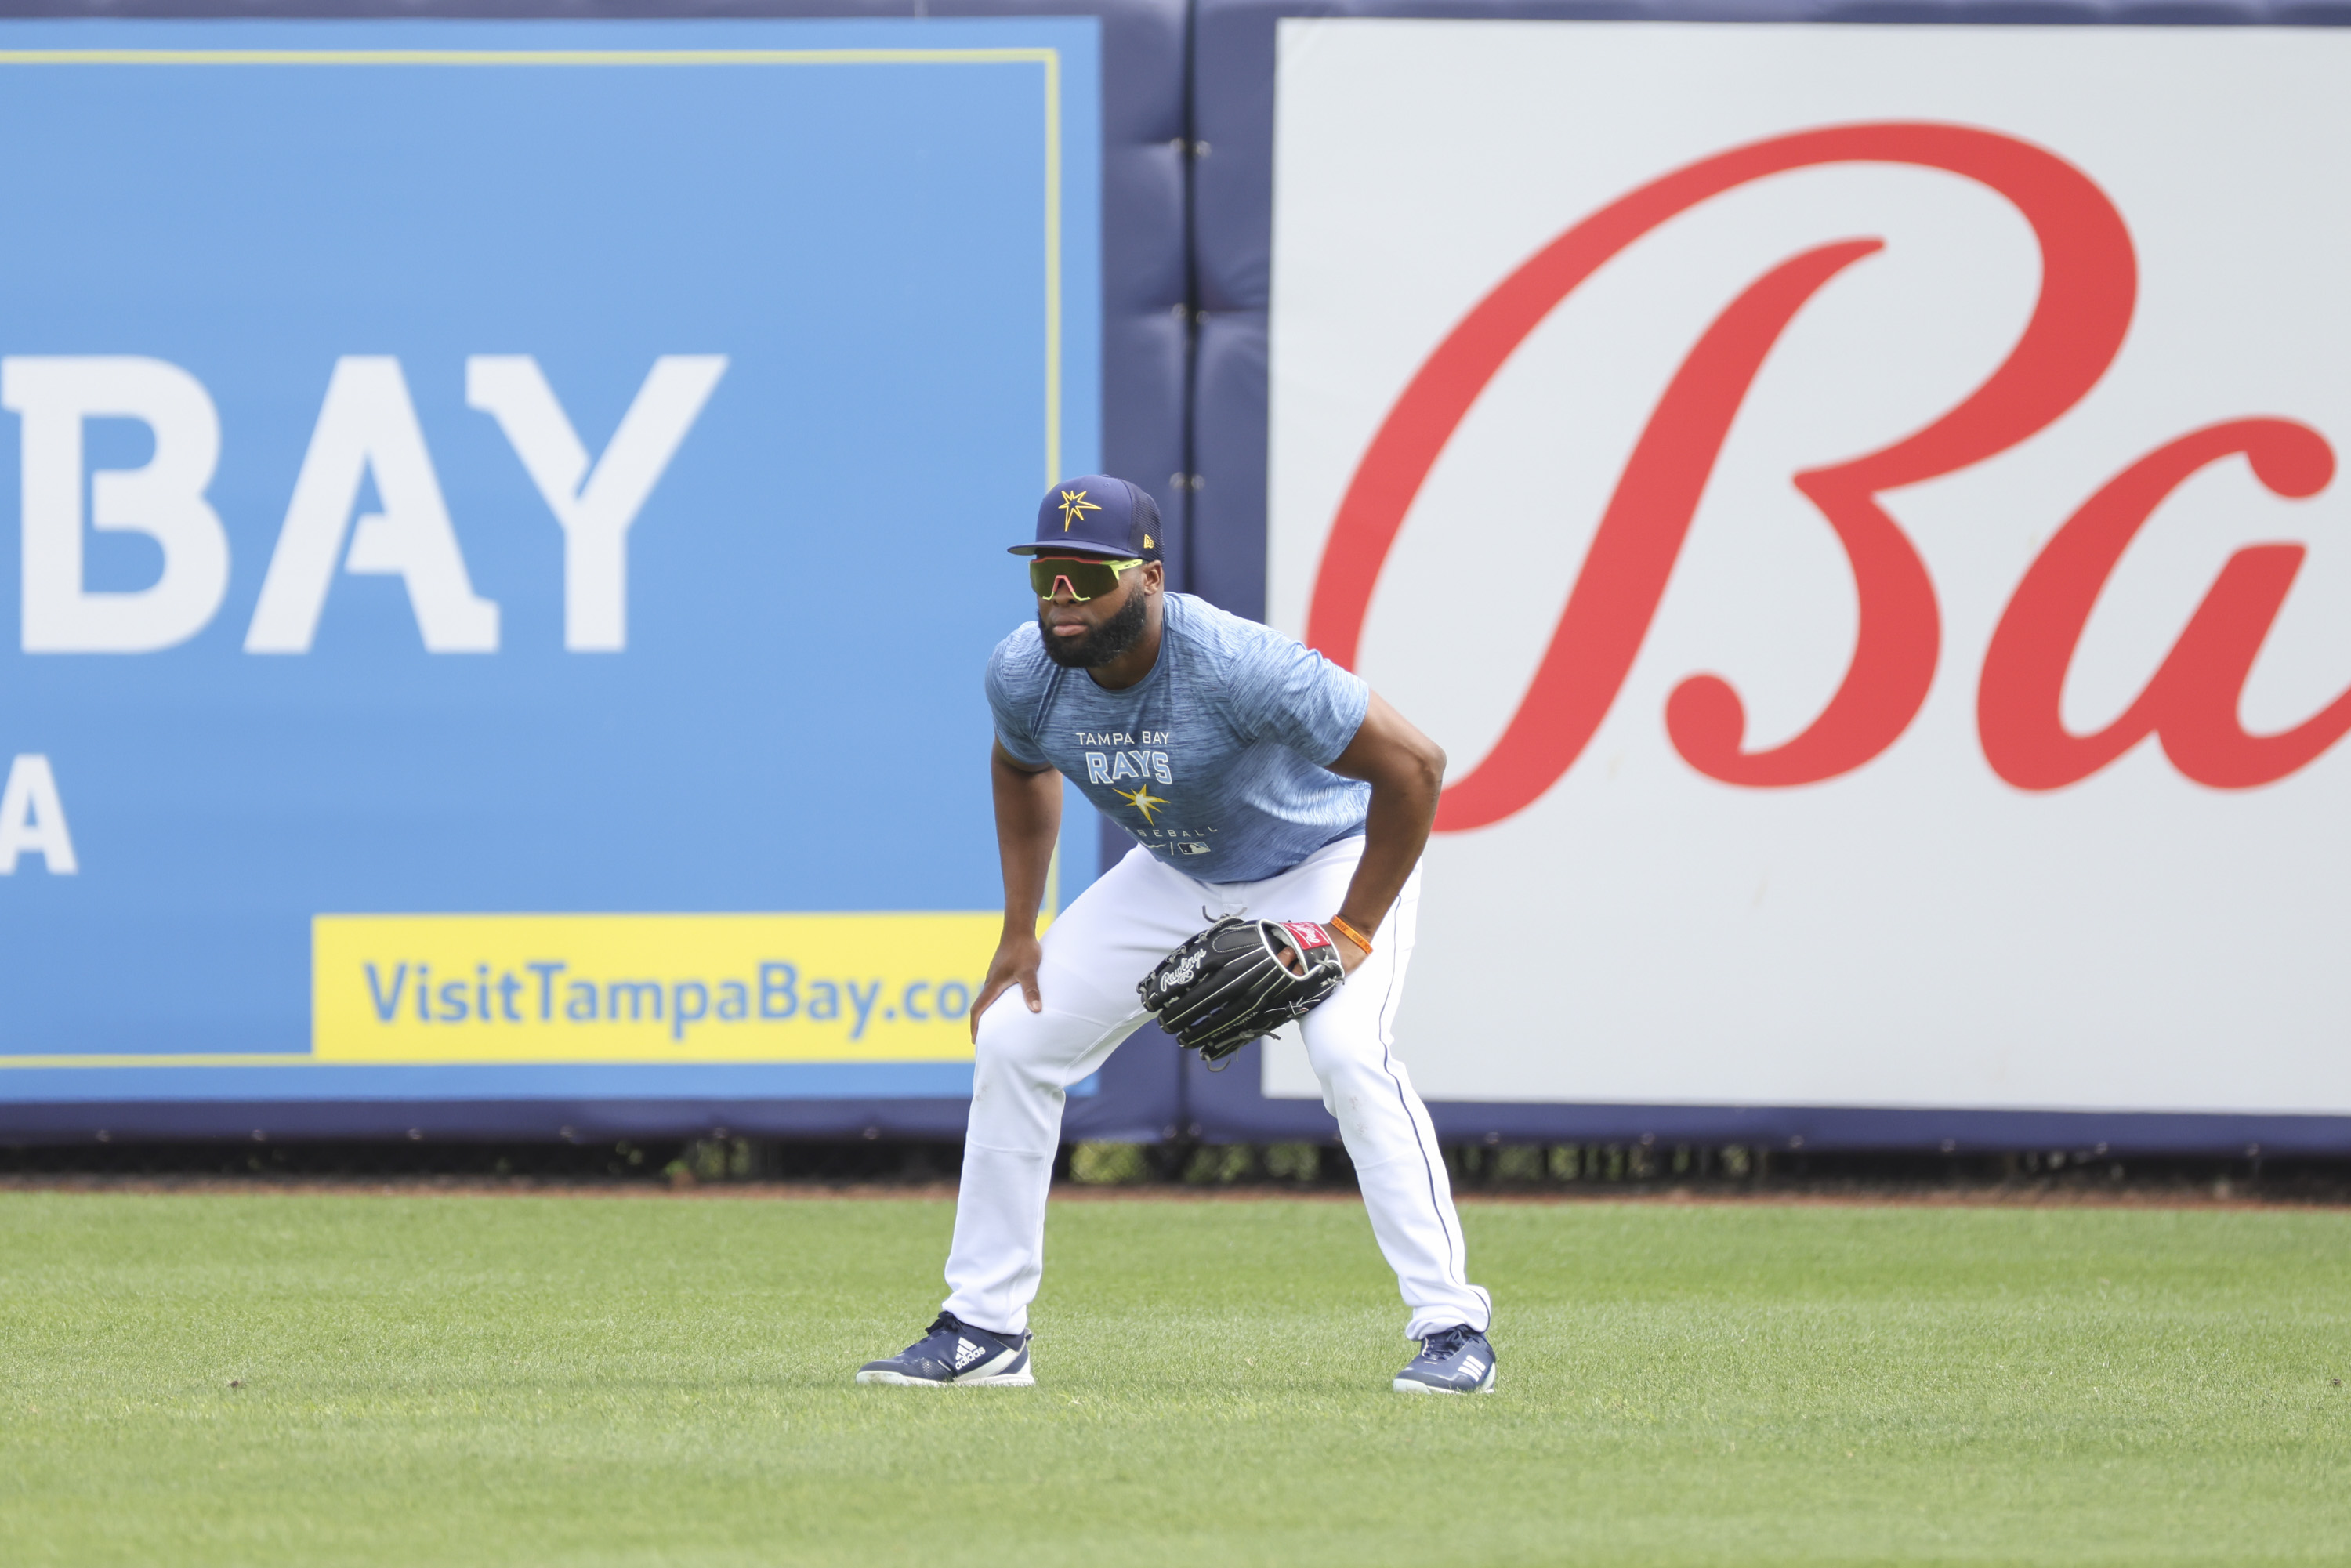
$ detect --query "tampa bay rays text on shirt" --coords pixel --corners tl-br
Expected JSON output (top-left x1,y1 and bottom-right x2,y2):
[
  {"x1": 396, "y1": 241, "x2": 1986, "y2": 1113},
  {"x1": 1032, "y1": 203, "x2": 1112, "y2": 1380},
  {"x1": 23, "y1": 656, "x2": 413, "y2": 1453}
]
[
  {"x1": 1077, "y1": 733, "x2": 1174, "y2": 786},
  {"x1": 987, "y1": 592, "x2": 1372, "y2": 883}
]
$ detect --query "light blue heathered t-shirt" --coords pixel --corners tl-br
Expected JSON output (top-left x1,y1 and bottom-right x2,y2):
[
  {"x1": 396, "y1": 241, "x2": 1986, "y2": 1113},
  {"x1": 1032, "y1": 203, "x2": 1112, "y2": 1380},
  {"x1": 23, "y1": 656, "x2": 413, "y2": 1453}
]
[{"x1": 986, "y1": 592, "x2": 1371, "y2": 883}]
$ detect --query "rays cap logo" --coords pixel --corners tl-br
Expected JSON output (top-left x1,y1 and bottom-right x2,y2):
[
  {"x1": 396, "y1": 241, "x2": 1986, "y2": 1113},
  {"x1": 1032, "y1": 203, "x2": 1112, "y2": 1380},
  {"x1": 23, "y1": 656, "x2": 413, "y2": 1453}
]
[{"x1": 1008, "y1": 474, "x2": 1165, "y2": 562}]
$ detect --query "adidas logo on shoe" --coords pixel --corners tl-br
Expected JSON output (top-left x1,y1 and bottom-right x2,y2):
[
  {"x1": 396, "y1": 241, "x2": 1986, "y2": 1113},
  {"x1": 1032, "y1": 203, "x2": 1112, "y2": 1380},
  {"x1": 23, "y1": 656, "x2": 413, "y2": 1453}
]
[
  {"x1": 1393, "y1": 1326, "x2": 1497, "y2": 1395},
  {"x1": 857, "y1": 1314, "x2": 1036, "y2": 1388}
]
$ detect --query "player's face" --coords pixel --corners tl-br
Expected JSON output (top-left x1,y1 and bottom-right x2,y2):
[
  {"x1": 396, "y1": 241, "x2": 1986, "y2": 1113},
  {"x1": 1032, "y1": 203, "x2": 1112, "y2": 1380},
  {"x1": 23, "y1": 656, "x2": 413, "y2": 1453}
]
[{"x1": 1038, "y1": 559, "x2": 1157, "y2": 668}]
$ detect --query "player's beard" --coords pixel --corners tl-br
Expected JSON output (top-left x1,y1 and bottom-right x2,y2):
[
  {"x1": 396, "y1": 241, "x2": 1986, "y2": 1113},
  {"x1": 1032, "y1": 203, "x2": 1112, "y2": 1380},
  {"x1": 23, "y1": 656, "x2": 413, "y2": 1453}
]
[{"x1": 1039, "y1": 586, "x2": 1150, "y2": 669}]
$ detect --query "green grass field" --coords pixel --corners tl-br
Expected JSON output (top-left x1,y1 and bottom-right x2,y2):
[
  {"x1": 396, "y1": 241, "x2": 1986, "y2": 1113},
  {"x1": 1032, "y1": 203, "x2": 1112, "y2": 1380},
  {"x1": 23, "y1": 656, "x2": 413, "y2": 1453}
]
[{"x1": 2, "y1": 1191, "x2": 2346, "y2": 1566}]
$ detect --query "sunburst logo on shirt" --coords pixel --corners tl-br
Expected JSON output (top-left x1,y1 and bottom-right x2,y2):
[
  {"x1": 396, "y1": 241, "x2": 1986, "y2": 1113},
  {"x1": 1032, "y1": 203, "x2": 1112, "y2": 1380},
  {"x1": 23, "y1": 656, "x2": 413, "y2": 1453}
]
[
  {"x1": 1114, "y1": 784, "x2": 1168, "y2": 825},
  {"x1": 1058, "y1": 489, "x2": 1101, "y2": 531}
]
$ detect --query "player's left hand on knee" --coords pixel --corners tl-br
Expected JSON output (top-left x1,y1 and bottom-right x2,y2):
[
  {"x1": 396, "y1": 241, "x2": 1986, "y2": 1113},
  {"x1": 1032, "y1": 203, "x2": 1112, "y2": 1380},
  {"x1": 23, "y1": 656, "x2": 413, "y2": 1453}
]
[{"x1": 970, "y1": 932, "x2": 1045, "y2": 1041}]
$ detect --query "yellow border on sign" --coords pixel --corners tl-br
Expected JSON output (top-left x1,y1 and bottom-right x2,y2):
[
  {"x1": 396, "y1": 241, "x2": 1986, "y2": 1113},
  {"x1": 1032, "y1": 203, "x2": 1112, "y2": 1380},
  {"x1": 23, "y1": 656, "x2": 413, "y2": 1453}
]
[
  {"x1": 0, "y1": 45, "x2": 1065, "y2": 484},
  {"x1": 0, "y1": 44, "x2": 1073, "y2": 1070}
]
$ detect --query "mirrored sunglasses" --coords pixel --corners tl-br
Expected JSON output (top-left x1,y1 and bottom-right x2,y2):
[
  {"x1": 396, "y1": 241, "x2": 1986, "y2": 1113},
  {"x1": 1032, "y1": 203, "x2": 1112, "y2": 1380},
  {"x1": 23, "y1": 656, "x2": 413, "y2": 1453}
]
[{"x1": 1028, "y1": 556, "x2": 1144, "y2": 602}]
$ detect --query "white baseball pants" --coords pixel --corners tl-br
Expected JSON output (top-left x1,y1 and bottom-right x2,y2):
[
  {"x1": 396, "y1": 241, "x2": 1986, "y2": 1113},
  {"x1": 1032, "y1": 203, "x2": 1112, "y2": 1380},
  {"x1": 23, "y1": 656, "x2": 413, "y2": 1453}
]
[{"x1": 943, "y1": 835, "x2": 1492, "y2": 1341}]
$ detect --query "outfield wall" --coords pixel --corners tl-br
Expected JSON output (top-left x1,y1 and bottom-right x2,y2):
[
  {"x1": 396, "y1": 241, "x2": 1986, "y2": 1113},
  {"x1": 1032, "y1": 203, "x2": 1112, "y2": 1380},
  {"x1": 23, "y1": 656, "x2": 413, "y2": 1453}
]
[{"x1": 3, "y1": 0, "x2": 2349, "y2": 1155}]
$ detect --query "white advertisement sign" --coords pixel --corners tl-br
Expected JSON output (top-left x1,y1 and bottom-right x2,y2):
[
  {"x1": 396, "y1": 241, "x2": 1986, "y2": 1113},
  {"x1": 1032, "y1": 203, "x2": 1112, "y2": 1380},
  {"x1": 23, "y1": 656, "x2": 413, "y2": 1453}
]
[{"x1": 1265, "y1": 21, "x2": 2351, "y2": 1112}]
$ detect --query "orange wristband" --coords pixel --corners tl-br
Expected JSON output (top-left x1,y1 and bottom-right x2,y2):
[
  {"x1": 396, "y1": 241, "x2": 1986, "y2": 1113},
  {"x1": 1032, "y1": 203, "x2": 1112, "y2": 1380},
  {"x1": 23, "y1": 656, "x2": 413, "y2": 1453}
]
[{"x1": 1328, "y1": 915, "x2": 1375, "y2": 958}]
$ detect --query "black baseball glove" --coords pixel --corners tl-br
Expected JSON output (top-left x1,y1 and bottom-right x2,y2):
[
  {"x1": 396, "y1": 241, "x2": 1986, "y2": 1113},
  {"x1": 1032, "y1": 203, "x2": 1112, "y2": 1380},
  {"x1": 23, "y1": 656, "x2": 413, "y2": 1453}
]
[{"x1": 1137, "y1": 916, "x2": 1346, "y2": 1068}]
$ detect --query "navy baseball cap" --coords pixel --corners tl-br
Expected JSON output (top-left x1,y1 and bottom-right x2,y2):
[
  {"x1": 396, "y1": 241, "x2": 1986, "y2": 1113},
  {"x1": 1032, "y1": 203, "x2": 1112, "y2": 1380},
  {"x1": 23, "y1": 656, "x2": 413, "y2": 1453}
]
[{"x1": 1009, "y1": 475, "x2": 1163, "y2": 561}]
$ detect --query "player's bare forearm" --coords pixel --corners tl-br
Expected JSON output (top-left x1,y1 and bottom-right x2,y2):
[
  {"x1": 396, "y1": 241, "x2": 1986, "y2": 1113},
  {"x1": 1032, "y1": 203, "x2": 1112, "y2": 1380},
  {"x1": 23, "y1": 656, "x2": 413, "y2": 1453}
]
[
  {"x1": 991, "y1": 740, "x2": 1061, "y2": 932},
  {"x1": 1324, "y1": 690, "x2": 1446, "y2": 973},
  {"x1": 972, "y1": 740, "x2": 1062, "y2": 1037}
]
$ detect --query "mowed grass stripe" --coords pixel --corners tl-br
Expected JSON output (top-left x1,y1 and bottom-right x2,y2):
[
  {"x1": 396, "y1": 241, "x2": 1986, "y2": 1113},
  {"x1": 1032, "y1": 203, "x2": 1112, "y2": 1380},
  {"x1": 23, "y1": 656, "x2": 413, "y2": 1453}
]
[{"x1": 1, "y1": 1195, "x2": 2345, "y2": 1566}]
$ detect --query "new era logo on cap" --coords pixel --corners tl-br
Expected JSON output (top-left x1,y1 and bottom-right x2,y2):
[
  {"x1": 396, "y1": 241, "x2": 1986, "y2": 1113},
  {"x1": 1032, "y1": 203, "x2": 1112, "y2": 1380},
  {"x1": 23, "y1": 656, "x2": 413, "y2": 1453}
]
[{"x1": 1009, "y1": 474, "x2": 1163, "y2": 561}]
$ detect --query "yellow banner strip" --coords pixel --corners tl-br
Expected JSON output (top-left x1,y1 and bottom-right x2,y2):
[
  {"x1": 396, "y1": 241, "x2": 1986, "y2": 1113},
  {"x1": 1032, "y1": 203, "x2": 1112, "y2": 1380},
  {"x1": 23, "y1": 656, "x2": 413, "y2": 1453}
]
[{"x1": 311, "y1": 911, "x2": 999, "y2": 1063}]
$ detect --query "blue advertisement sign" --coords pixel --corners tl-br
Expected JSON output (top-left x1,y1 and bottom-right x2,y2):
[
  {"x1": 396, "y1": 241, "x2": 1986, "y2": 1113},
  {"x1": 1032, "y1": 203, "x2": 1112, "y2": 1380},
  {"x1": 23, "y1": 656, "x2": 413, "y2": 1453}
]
[{"x1": 0, "y1": 18, "x2": 1103, "y2": 1111}]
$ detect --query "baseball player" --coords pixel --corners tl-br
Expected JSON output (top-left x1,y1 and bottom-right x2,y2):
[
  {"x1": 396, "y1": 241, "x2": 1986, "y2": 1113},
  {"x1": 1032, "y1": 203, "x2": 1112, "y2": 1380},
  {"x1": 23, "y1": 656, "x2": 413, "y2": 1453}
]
[{"x1": 857, "y1": 476, "x2": 1494, "y2": 1394}]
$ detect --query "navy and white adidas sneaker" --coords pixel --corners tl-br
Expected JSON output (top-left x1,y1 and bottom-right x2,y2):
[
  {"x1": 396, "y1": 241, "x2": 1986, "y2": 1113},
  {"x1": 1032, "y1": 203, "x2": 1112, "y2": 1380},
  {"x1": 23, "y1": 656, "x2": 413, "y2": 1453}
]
[
  {"x1": 1393, "y1": 1325, "x2": 1497, "y2": 1394},
  {"x1": 857, "y1": 1313, "x2": 1035, "y2": 1387}
]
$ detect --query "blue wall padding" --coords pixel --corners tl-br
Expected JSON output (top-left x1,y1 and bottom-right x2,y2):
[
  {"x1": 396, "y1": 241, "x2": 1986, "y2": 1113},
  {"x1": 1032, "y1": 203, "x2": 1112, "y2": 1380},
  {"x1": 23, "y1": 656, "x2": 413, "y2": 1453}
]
[{"x1": 5, "y1": 0, "x2": 2346, "y2": 1154}]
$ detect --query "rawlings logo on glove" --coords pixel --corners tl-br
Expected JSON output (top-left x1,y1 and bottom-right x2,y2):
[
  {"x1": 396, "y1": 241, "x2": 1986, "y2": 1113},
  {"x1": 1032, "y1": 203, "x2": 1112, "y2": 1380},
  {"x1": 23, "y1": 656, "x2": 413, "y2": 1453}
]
[{"x1": 1136, "y1": 915, "x2": 1346, "y2": 1069}]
